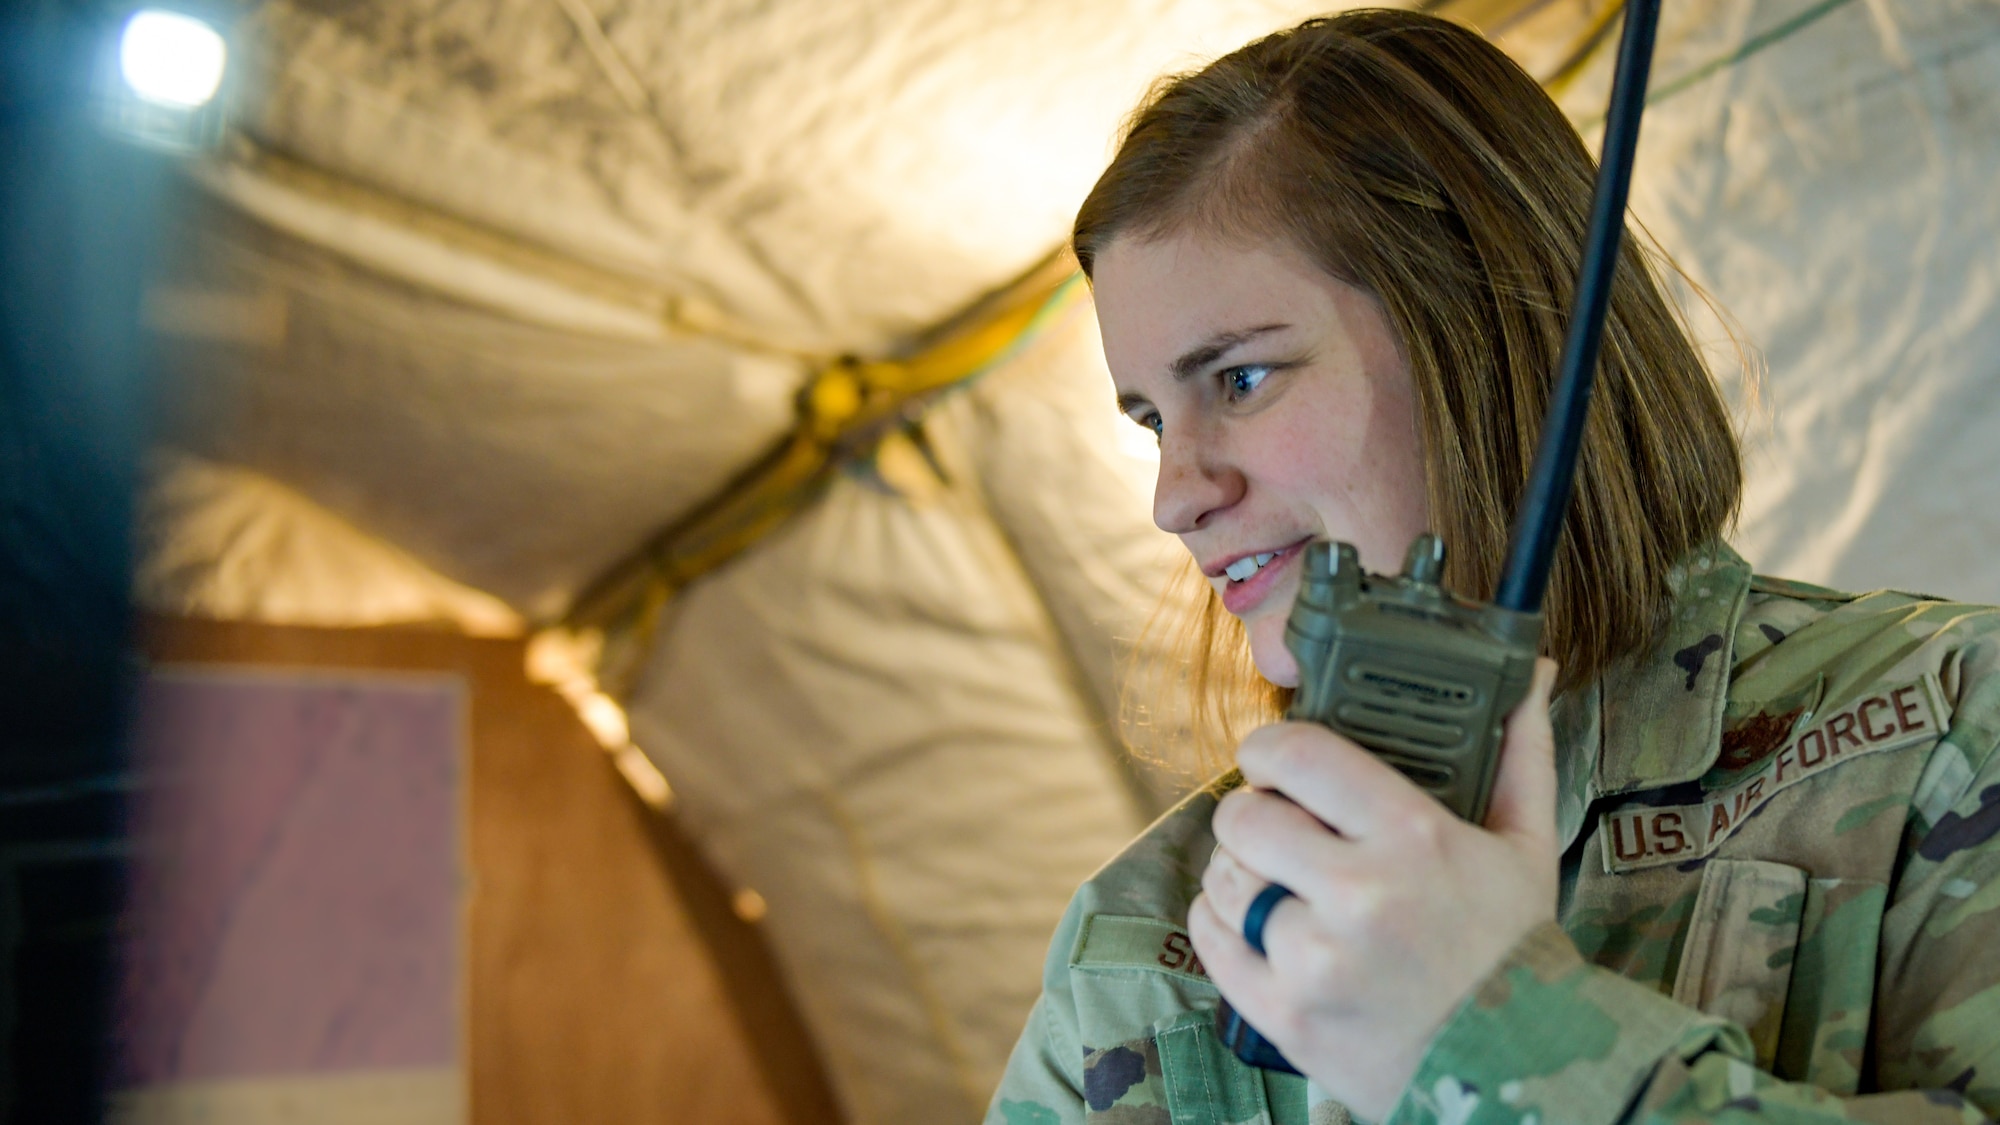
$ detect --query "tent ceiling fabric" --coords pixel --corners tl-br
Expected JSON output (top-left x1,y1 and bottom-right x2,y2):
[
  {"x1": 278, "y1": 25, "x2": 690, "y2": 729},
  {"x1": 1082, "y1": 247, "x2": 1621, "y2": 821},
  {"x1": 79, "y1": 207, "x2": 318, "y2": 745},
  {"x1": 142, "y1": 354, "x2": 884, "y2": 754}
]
[
  {"x1": 136, "y1": 449, "x2": 524, "y2": 635},
  {"x1": 137, "y1": 0, "x2": 2000, "y2": 1123},
  {"x1": 150, "y1": 197, "x2": 806, "y2": 621},
  {"x1": 237, "y1": 0, "x2": 1338, "y2": 353}
]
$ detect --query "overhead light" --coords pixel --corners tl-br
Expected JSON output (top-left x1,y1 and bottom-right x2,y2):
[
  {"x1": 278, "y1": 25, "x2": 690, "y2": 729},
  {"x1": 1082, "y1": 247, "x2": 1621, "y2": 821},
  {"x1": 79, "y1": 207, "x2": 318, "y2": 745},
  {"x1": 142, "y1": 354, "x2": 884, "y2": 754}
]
[
  {"x1": 119, "y1": 10, "x2": 228, "y2": 109},
  {"x1": 95, "y1": 6, "x2": 234, "y2": 152}
]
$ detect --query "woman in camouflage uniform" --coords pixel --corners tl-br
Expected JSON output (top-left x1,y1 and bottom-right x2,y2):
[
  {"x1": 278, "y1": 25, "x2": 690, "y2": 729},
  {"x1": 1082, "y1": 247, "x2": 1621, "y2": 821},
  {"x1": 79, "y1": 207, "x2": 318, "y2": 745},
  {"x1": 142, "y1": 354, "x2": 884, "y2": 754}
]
[{"x1": 989, "y1": 10, "x2": 2000, "y2": 1125}]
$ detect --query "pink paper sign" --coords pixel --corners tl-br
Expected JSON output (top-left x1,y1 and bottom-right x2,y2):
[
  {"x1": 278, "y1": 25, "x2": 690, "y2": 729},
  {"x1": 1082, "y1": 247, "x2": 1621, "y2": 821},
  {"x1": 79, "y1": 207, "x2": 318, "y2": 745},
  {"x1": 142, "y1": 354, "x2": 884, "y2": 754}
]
[{"x1": 116, "y1": 668, "x2": 462, "y2": 1086}]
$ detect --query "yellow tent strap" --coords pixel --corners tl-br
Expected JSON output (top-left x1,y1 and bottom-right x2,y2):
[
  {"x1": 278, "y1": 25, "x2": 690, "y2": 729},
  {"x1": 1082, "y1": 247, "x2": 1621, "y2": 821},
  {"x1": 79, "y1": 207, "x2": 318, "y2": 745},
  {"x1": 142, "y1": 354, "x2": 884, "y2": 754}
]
[
  {"x1": 560, "y1": 257, "x2": 1086, "y2": 697},
  {"x1": 1539, "y1": 0, "x2": 1625, "y2": 100}
]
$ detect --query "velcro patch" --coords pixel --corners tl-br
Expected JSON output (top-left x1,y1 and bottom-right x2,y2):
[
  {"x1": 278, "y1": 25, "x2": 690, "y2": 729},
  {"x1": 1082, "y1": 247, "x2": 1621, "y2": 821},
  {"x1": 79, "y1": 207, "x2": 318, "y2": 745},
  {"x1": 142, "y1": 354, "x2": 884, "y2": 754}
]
[
  {"x1": 1071, "y1": 914, "x2": 1210, "y2": 983},
  {"x1": 1601, "y1": 676, "x2": 1945, "y2": 873}
]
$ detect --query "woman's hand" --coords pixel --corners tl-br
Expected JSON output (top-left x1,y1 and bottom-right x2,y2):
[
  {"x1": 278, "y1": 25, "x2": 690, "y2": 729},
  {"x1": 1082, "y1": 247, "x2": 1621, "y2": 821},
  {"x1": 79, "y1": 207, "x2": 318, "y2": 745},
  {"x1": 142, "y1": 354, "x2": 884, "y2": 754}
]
[{"x1": 1190, "y1": 657, "x2": 1560, "y2": 1120}]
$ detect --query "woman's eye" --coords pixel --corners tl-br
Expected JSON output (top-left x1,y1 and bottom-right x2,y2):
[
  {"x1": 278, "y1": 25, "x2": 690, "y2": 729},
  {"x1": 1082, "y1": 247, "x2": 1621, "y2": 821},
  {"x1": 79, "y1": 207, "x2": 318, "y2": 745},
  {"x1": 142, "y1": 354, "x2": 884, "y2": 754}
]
[
  {"x1": 1223, "y1": 365, "x2": 1273, "y2": 400},
  {"x1": 1119, "y1": 403, "x2": 1163, "y2": 443}
]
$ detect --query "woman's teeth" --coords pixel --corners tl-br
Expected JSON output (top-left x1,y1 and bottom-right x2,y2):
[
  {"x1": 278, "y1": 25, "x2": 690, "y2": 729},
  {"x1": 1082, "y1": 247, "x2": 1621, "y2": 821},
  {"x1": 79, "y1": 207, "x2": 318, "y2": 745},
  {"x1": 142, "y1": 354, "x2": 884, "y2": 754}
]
[{"x1": 1224, "y1": 552, "x2": 1278, "y2": 583}]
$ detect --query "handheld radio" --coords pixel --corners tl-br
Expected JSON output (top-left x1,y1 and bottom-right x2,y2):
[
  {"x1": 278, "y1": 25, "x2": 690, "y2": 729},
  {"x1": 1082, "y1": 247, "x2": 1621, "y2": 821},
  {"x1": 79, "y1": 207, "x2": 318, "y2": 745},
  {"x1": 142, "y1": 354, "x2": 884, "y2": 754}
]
[{"x1": 1215, "y1": 0, "x2": 1665, "y2": 1074}]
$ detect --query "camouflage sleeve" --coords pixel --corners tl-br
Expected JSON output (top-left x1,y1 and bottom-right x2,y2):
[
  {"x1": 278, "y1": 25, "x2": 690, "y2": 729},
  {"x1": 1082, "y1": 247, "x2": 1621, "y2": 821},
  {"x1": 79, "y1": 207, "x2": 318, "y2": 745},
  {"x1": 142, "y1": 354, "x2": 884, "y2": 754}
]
[
  {"x1": 1387, "y1": 921, "x2": 1988, "y2": 1124},
  {"x1": 1388, "y1": 636, "x2": 2000, "y2": 1125},
  {"x1": 986, "y1": 897, "x2": 1090, "y2": 1125},
  {"x1": 1874, "y1": 635, "x2": 2000, "y2": 1112}
]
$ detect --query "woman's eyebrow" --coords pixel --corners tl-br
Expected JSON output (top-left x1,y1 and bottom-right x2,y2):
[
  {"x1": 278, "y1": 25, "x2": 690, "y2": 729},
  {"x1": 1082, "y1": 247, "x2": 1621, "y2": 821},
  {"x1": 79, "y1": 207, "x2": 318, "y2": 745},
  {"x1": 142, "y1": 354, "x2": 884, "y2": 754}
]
[{"x1": 1170, "y1": 323, "x2": 1290, "y2": 380}]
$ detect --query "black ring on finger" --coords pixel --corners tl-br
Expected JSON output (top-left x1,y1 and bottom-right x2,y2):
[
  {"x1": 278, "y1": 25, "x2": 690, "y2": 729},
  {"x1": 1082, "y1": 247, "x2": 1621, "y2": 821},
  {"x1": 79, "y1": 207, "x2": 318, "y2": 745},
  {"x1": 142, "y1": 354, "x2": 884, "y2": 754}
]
[{"x1": 1241, "y1": 882, "x2": 1295, "y2": 958}]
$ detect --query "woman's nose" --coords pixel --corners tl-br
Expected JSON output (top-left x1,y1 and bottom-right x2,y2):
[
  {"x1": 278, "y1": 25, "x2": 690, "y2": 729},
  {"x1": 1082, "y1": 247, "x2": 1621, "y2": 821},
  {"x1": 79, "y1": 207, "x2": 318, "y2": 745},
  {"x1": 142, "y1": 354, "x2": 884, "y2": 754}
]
[{"x1": 1152, "y1": 434, "x2": 1244, "y2": 535}]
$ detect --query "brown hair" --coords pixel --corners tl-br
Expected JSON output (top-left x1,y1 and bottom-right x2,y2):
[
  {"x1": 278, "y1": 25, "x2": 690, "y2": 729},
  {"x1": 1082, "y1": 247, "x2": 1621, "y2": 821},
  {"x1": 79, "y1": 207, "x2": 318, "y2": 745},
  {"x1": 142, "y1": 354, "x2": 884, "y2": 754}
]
[{"x1": 1078, "y1": 9, "x2": 1742, "y2": 759}]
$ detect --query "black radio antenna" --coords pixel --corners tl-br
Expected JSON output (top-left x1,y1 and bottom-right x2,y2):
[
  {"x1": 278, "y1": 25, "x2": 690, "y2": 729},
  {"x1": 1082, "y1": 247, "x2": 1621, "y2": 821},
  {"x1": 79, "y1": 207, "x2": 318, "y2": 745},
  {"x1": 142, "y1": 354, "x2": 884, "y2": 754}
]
[{"x1": 1493, "y1": 0, "x2": 1663, "y2": 613}]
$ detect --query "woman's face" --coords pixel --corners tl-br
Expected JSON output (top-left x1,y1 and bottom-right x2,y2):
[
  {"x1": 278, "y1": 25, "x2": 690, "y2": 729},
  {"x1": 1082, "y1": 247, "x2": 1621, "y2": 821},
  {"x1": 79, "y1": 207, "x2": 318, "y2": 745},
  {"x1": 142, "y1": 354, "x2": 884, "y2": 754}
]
[{"x1": 1093, "y1": 229, "x2": 1431, "y2": 687}]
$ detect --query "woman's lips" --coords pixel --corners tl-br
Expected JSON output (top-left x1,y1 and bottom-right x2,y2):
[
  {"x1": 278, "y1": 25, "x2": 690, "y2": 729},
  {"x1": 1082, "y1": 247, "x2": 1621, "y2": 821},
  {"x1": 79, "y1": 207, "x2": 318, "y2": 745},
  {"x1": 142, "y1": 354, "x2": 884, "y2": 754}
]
[{"x1": 1218, "y1": 540, "x2": 1309, "y2": 616}]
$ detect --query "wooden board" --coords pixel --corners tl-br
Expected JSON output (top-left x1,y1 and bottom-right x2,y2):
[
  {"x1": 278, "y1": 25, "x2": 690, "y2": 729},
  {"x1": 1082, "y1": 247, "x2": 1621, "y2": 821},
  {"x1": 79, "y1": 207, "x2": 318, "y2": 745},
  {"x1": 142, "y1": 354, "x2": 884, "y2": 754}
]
[{"x1": 140, "y1": 616, "x2": 844, "y2": 1125}]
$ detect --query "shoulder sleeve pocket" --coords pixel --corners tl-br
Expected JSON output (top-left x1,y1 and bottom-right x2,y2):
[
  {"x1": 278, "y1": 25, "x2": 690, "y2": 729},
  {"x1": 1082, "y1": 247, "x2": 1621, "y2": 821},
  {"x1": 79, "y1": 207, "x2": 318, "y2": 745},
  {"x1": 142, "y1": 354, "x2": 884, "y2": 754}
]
[{"x1": 1155, "y1": 1009, "x2": 1274, "y2": 1125}]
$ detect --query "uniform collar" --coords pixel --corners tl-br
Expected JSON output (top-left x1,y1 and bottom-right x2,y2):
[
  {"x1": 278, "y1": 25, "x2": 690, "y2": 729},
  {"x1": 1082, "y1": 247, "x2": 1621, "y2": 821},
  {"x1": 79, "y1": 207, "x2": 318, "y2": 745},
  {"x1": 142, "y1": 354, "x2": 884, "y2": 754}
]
[
  {"x1": 1594, "y1": 542, "x2": 1753, "y2": 797},
  {"x1": 1551, "y1": 542, "x2": 1753, "y2": 849}
]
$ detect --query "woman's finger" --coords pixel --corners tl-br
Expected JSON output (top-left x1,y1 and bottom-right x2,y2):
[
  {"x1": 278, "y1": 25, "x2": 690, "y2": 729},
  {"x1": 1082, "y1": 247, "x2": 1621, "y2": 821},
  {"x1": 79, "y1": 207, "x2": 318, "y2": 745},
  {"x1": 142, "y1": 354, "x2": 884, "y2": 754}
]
[
  {"x1": 1210, "y1": 787, "x2": 1358, "y2": 902},
  {"x1": 1481, "y1": 657, "x2": 1559, "y2": 851},
  {"x1": 1236, "y1": 721, "x2": 1434, "y2": 842},
  {"x1": 1187, "y1": 891, "x2": 1290, "y2": 1020},
  {"x1": 1200, "y1": 842, "x2": 1257, "y2": 914},
  {"x1": 1201, "y1": 844, "x2": 1300, "y2": 944}
]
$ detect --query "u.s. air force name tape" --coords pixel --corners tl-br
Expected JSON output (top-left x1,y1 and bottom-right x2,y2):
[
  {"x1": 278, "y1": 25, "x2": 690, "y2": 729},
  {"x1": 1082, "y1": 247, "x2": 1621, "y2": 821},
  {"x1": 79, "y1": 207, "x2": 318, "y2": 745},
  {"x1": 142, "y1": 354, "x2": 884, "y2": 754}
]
[
  {"x1": 1601, "y1": 676, "x2": 1945, "y2": 874},
  {"x1": 1071, "y1": 914, "x2": 1210, "y2": 983}
]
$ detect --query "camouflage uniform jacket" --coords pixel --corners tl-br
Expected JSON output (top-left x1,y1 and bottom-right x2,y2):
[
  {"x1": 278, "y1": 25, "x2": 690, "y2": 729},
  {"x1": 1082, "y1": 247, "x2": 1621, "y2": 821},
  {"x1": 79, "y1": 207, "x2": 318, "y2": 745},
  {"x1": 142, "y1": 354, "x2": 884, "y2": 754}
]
[{"x1": 988, "y1": 544, "x2": 2000, "y2": 1125}]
